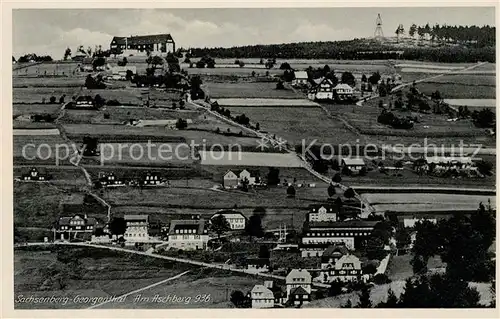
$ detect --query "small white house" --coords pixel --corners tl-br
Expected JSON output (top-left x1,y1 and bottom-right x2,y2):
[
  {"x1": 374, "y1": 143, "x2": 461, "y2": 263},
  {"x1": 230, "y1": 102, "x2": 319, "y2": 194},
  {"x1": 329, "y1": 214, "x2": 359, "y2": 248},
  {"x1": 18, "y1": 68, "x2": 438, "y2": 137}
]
[
  {"x1": 210, "y1": 210, "x2": 247, "y2": 230},
  {"x1": 251, "y1": 284, "x2": 275, "y2": 308},
  {"x1": 123, "y1": 215, "x2": 150, "y2": 245},
  {"x1": 286, "y1": 269, "x2": 312, "y2": 297},
  {"x1": 168, "y1": 219, "x2": 209, "y2": 250},
  {"x1": 341, "y1": 157, "x2": 366, "y2": 173},
  {"x1": 333, "y1": 83, "x2": 354, "y2": 100},
  {"x1": 292, "y1": 71, "x2": 309, "y2": 87},
  {"x1": 222, "y1": 169, "x2": 260, "y2": 189}
]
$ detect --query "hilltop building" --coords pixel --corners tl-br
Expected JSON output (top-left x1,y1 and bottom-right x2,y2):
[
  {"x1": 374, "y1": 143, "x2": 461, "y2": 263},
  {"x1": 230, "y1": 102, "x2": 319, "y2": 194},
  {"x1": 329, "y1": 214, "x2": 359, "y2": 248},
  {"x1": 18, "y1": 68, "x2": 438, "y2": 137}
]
[{"x1": 110, "y1": 34, "x2": 176, "y2": 56}]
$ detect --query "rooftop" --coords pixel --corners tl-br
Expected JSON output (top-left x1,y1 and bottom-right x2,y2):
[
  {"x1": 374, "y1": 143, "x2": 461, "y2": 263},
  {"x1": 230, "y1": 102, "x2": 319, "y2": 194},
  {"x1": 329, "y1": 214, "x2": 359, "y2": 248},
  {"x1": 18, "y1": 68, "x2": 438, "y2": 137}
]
[
  {"x1": 294, "y1": 71, "x2": 308, "y2": 79},
  {"x1": 111, "y1": 34, "x2": 174, "y2": 46},
  {"x1": 169, "y1": 219, "x2": 206, "y2": 234},
  {"x1": 342, "y1": 157, "x2": 366, "y2": 166}
]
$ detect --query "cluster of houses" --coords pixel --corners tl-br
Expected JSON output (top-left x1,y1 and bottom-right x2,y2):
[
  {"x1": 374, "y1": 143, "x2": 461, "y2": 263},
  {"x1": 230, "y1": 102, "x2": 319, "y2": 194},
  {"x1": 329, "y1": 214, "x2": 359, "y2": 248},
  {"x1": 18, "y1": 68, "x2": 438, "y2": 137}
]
[
  {"x1": 413, "y1": 155, "x2": 480, "y2": 176},
  {"x1": 54, "y1": 208, "x2": 248, "y2": 249},
  {"x1": 251, "y1": 269, "x2": 312, "y2": 308},
  {"x1": 222, "y1": 169, "x2": 318, "y2": 189},
  {"x1": 97, "y1": 171, "x2": 168, "y2": 188},
  {"x1": 291, "y1": 72, "x2": 355, "y2": 102}
]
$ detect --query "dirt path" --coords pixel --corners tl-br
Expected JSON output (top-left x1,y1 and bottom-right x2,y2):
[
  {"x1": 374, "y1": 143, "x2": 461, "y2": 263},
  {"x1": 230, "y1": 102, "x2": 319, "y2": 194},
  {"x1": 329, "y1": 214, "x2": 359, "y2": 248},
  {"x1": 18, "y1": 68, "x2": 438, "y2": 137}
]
[{"x1": 87, "y1": 270, "x2": 191, "y2": 309}]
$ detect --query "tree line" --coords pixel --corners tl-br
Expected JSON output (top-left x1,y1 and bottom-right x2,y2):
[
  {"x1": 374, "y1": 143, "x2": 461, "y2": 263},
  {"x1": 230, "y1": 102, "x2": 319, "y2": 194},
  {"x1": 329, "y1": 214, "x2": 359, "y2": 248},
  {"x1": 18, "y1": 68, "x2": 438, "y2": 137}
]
[{"x1": 189, "y1": 34, "x2": 495, "y2": 63}]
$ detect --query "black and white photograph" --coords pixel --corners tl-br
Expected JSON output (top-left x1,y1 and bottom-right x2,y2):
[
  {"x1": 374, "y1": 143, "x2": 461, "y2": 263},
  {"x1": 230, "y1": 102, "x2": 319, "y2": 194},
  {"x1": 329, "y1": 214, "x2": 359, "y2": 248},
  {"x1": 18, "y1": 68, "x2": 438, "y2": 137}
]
[{"x1": 7, "y1": 3, "x2": 497, "y2": 313}]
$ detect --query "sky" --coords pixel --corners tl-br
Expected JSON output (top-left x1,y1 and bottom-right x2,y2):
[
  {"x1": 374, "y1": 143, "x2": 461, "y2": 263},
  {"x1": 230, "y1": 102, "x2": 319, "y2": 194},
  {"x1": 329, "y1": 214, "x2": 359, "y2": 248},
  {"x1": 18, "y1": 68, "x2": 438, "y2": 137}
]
[{"x1": 12, "y1": 7, "x2": 496, "y2": 59}]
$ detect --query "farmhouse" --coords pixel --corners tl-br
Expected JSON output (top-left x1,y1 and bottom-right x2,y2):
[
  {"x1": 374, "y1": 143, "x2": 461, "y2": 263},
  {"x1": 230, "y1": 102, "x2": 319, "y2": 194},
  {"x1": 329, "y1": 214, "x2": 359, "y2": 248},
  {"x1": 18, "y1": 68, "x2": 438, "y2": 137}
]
[
  {"x1": 74, "y1": 96, "x2": 95, "y2": 109},
  {"x1": 307, "y1": 78, "x2": 335, "y2": 100},
  {"x1": 292, "y1": 71, "x2": 309, "y2": 87},
  {"x1": 123, "y1": 215, "x2": 150, "y2": 245},
  {"x1": 341, "y1": 157, "x2": 366, "y2": 174},
  {"x1": 56, "y1": 214, "x2": 97, "y2": 241},
  {"x1": 333, "y1": 83, "x2": 354, "y2": 100},
  {"x1": 210, "y1": 210, "x2": 247, "y2": 230},
  {"x1": 21, "y1": 168, "x2": 50, "y2": 181},
  {"x1": 222, "y1": 169, "x2": 260, "y2": 189},
  {"x1": 300, "y1": 220, "x2": 379, "y2": 256},
  {"x1": 285, "y1": 269, "x2": 312, "y2": 304},
  {"x1": 110, "y1": 34, "x2": 176, "y2": 56},
  {"x1": 168, "y1": 219, "x2": 209, "y2": 250},
  {"x1": 98, "y1": 172, "x2": 125, "y2": 187},
  {"x1": 250, "y1": 283, "x2": 275, "y2": 308},
  {"x1": 140, "y1": 171, "x2": 165, "y2": 186},
  {"x1": 288, "y1": 286, "x2": 311, "y2": 307}
]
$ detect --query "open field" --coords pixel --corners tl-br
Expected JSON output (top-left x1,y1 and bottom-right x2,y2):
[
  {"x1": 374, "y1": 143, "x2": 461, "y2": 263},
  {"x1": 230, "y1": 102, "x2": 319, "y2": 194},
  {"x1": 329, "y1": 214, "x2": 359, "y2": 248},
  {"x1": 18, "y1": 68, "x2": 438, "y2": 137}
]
[
  {"x1": 13, "y1": 183, "x2": 94, "y2": 228},
  {"x1": 13, "y1": 76, "x2": 85, "y2": 88},
  {"x1": 13, "y1": 166, "x2": 88, "y2": 186},
  {"x1": 62, "y1": 123, "x2": 259, "y2": 146},
  {"x1": 204, "y1": 82, "x2": 303, "y2": 99},
  {"x1": 215, "y1": 98, "x2": 319, "y2": 107},
  {"x1": 102, "y1": 183, "x2": 332, "y2": 211},
  {"x1": 13, "y1": 103, "x2": 62, "y2": 117},
  {"x1": 13, "y1": 62, "x2": 79, "y2": 76},
  {"x1": 415, "y1": 82, "x2": 496, "y2": 99},
  {"x1": 225, "y1": 106, "x2": 361, "y2": 145},
  {"x1": 424, "y1": 74, "x2": 495, "y2": 86},
  {"x1": 199, "y1": 151, "x2": 304, "y2": 167},
  {"x1": 13, "y1": 87, "x2": 80, "y2": 104},
  {"x1": 14, "y1": 247, "x2": 196, "y2": 309},
  {"x1": 443, "y1": 99, "x2": 496, "y2": 108},
  {"x1": 13, "y1": 135, "x2": 77, "y2": 166},
  {"x1": 330, "y1": 99, "x2": 492, "y2": 138},
  {"x1": 361, "y1": 193, "x2": 496, "y2": 213}
]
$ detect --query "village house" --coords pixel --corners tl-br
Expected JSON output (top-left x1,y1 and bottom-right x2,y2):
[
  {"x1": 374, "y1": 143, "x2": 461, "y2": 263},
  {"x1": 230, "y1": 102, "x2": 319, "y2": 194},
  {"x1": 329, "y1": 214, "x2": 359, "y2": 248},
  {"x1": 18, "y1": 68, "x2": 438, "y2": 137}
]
[
  {"x1": 341, "y1": 157, "x2": 366, "y2": 174},
  {"x1": 210, "y1": 210, "x2": 247, "y2": 230},
  {"x1": 307, "y1": 78, "x2": 335, "y2": 100},
  {"x1": 123, "y1": 215, "x2": 150, "y2": 245},
  {"x1": 333, "y1": 83, "x2": 354, "y2": 100},
  {"x1": 300, "y1": 220, "x2": 379, "y2": 257},
  {"x1": 291, "y1": 71, "x2": 309, "y2": 87},
  {"x1": 21, "y1": 167, "x2": 51, "y2": 181},
  {"x1": 74, "y1": 95, "x2": 95, "y2": 109},
  {"x1": 288, "y1": 286, "x2": 311, "y2": 307},
  {"x1": 320, "y1": 244, "x2": 350, "y2": 269},
  {"x1": 308, "y1": 204, "x2": 338, "y2": 222},
  {"x1": 98, "y1": 172, "x2": 125, "y2": 187},
  {"x1": 140, "y1": 171, "x2": 165, "y2": 186},
  {"x1": 286, "y1": 269, "x2": 312, "y2": 306},
  {"x1": 245, "y1": 258, "x2": 270, "y2": 273},
  {"x1": 56, "y1": 214, "x2": 97, "y2": 241},
  {"x1": 222, "y1": 169, "x2": 260, "y2": 189},
  {"x1": 168, "y1": 219, "x2": 209, "y2": 250},
  {"x1": 110, "y1": 33, "x2": 176, "y2": 56},
  {"x1": 250, "y1": 283, "x2": 275, "y2": 308},
  {"x1": 109, "y1": 65, "x2": 137, "y2": 80},
  {"x1": 320, "y1": 253, "x2": 363, "y2": 283}
]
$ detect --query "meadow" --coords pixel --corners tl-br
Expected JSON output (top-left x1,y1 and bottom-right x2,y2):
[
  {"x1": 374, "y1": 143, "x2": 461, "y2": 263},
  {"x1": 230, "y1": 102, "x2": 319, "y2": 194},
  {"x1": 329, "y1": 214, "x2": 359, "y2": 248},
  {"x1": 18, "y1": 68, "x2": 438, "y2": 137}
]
[
  {"x1": 415, "y1": 82, "x2": 496, "y2": 99},
  {"x1": 14, "y1": 247, "x2": 196, "y2": 309},
  {"x1": 204, "y1": 82, "x2": 303, "y2": 99},
  {"x1": 225, "y1": 106, "x2": 362, "y2": 145}
]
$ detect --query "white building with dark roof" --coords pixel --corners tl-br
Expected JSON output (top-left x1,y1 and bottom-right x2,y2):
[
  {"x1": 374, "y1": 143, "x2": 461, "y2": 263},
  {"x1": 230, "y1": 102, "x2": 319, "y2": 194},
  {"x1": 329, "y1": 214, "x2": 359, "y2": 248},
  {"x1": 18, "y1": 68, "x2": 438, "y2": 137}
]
[
  {"x1": 168, "y1": 219, "x2": 209, "y2": 250},
  {"x1": 292, "y1": 71, "x2": 309, "y2": 87},
  {"x1": 123, "y1": 214, "x2": 149, "y2": 245}
]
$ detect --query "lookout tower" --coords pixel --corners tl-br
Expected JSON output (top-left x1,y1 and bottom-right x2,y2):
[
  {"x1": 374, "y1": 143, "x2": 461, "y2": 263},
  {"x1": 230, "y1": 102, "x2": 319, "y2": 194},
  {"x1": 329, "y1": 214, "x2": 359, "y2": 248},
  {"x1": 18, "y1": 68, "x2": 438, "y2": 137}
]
[{"x1": 374, "y1": 13, "x2": 384, "y2": 40}]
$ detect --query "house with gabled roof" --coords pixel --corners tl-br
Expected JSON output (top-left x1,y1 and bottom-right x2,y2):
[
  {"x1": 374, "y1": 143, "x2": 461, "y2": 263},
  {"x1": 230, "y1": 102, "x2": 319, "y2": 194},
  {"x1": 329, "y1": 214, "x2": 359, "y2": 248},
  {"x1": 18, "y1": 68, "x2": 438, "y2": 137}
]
[
  {"x1": 333, "y1": 83, "x2": 354, "y2": 100},
  {"x1": 250, "y1": 283, "x2": 275, "y2": 308},
  {"x1": 222, "y1": 169, "x2": 260, "y2": 189},
  {"x1": 168, "y1": 219, "x2": 209, "y2": 250},
  {"x1": 341, "y1": 157, "x2": 366, "y2": 173},
  {"x1": 56, "y1": 214, "x2": 97, "y2": 241},
  {"x1": 291, "y1": 71, "x2": 309, "y2": 87},
  {"x1": 307, "y1": 78, "x2": 335, "y2": 100},
  {"x1": 286, "y1": 269, "x2": 312, "y2": 297}
]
